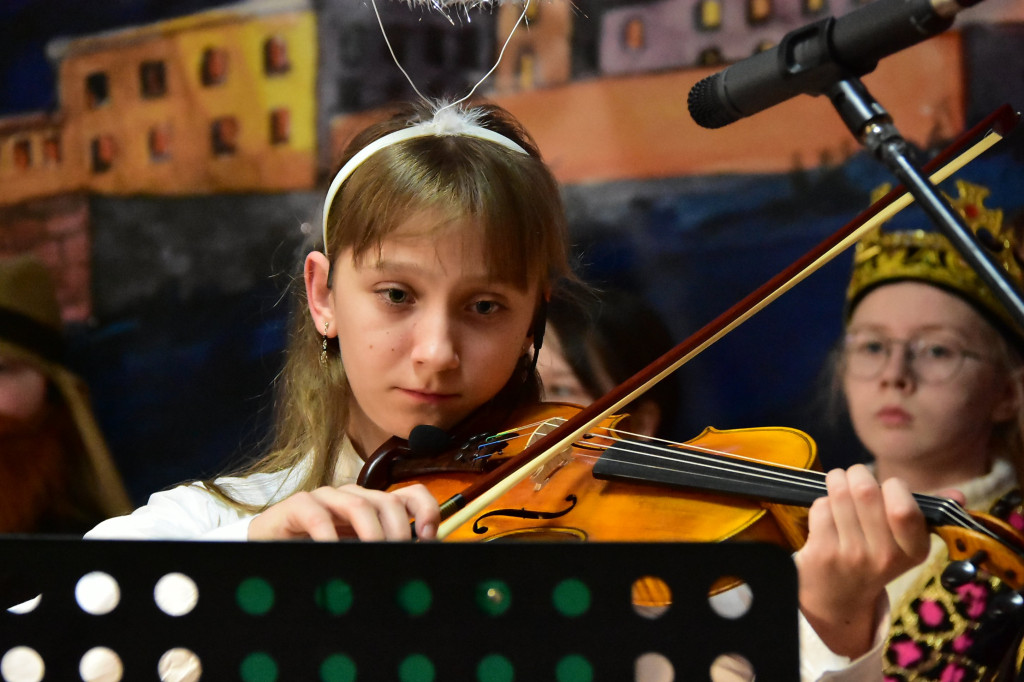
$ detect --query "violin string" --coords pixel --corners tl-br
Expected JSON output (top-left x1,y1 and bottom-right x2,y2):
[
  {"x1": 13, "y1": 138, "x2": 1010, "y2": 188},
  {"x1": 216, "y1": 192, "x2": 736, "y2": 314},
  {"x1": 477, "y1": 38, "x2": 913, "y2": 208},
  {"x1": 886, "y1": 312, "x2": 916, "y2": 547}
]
[
  {"x1": 488, "y1": 418, "x2": 996, "y2": 540},
  {"x1": 581, "y1": 431, "x2": 995, "y2": 538}
]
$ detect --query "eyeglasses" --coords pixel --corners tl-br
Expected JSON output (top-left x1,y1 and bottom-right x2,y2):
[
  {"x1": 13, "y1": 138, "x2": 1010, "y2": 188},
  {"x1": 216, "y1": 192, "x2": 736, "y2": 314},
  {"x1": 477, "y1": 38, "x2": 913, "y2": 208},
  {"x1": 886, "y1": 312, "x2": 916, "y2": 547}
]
[{"x1": 842, "y1": 331, "x2": 988, "y2": 384}]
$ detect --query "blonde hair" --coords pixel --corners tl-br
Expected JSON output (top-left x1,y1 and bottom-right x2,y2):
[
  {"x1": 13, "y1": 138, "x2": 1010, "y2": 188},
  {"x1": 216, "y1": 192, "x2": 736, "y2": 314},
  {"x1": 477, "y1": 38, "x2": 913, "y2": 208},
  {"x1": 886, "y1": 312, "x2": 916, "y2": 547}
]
[{"x1": 208, "y1": 101, "x2": 571, "y2": 509}]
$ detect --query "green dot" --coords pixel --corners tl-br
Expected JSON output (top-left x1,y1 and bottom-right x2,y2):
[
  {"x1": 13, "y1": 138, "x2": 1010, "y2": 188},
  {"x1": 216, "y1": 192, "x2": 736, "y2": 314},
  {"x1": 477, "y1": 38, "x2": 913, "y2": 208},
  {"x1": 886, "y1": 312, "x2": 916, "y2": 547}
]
[
  {"x1": 316, "y1": 579, "x2": 354, "y2": 616},
  {"x1": 476, "y1": 580, "x2": 511, "y2": 617},
  {"x1": 240, "y1": 652, "x2": 278, "y2": 682},
  {"x1": 555, "y1": 655, "x2": 593, "y2": 682},
  {"x1": 397, "y1": 579, "x2": 432, "y2": 617},
  {"x1": 237, "y1": 577, "x2": 275, "y2": 615},
  {"x1": 320, "y1": 653, "x2": 357, "y2": 682},
  {"x1": 552, "y1": 578, "x2": 590, "y2": 618},
  {"x1": 398, "y1": 654, "x2": 435, "y2": 682},
  {"x1": 477, "y1": 653, "x2": 514, "y2": 682}
]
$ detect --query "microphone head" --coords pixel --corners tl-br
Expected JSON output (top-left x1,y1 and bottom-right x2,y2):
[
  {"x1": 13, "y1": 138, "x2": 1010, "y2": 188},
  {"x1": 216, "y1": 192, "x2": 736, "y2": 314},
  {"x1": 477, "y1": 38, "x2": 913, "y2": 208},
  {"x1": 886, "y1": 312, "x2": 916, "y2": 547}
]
[
  {"x1": 687, "y1": 73, "x2": 736, "y2": 129},
  {"x1": 408, "y1": 425, "x2": 451, "y2": 456}
]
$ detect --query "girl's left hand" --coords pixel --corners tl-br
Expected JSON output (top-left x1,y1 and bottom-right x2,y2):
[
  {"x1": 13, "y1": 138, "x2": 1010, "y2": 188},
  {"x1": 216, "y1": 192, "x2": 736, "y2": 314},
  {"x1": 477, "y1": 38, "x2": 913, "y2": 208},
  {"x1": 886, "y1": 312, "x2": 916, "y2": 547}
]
[{"x1": 794, "y1": 464, "x2": 930, "y2": 658}]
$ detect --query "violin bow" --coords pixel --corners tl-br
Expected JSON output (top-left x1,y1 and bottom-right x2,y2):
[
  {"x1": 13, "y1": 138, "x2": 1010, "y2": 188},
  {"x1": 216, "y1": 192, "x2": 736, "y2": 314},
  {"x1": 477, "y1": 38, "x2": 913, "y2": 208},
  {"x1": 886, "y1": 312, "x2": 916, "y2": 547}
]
[{"x1": 436, "y1": 104, "x2": 1021, "y2": 539}]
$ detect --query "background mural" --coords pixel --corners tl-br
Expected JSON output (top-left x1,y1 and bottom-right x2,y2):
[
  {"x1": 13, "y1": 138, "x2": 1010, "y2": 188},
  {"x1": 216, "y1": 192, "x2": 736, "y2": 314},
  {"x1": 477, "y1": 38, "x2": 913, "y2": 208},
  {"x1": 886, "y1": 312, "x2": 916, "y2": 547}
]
[{"x1": 2, "y1": 0, "x2": 1023, "y2": 503}]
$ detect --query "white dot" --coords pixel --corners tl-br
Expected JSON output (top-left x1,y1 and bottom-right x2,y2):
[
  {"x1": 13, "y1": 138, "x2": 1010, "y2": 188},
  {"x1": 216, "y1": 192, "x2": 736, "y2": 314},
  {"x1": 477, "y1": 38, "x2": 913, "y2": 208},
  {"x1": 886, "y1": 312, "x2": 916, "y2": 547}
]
[
  {"x1": 154, "y1": 573, "x2": 199, "y2": 617},
  {"x1": 635, "y1": 652, "x2": 673, "y2": 681},
  {"x1": 75, "y1": 572, "x2": 120, "y2": 615},
  {"x1": 79, "y1": 647, "x2": 123, "y2": 682},
  {"x1": 1, "y1": 646, "x2": 45, "y2": 682},
  {"x1": 710, "y1": 653, "x2": 754, "y2": 679},
  {"x1": 158, "y1": 648, "x2": 202, "y2": 682}
]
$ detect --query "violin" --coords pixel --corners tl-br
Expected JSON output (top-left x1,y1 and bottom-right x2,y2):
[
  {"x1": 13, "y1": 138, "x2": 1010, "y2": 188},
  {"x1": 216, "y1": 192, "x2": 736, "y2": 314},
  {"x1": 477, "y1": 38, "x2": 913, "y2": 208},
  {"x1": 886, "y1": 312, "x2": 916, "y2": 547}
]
[
  {"x1": 363, "y1": 401, "x2": 813, "y2": 546},
  {"x1": 360, "y1": 400, "x2": 1024, "y2": 593}
]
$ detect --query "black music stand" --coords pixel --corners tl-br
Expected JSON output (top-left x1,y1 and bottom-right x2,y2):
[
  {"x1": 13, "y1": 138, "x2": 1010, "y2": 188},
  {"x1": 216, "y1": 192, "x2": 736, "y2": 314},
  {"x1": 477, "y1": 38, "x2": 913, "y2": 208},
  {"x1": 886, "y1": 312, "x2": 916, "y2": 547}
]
[{"x1": 1, "y1": 538, "x2": 797, "y2": 680}]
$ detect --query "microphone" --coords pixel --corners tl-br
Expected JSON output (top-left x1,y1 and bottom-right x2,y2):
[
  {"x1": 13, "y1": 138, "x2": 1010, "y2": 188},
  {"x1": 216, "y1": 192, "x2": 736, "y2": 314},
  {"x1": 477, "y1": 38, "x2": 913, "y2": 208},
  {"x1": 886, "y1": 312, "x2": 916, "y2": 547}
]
[
  {"x1": 687, "y1": 0, "x2": 986, "y2": 129},
  {"x1": 408, "y1": 424, "x2": 451, "y2": 457}
]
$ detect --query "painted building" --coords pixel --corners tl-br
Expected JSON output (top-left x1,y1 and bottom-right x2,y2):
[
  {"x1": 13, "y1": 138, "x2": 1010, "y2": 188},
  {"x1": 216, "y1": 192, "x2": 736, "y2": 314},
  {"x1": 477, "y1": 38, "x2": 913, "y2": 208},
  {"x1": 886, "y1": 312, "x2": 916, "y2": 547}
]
[
  {"x1": 315, "y1": 0, "x2": 497, "y2": 170},
  {"x1": 0, "y1": 0, "x2": 317, "y2": 206},
  {"x1": 0, "y1": 112, "x2": 70, "y2": 203},
  {"x1": 600, "y1": 0, "x2": 1024, "y2": 76},
  {"x1": 493, "y1": 0, "x2": 573, "y2": 93},
  {"x1": 600, "y1": 0, "x2": 874, "y2": 76}
]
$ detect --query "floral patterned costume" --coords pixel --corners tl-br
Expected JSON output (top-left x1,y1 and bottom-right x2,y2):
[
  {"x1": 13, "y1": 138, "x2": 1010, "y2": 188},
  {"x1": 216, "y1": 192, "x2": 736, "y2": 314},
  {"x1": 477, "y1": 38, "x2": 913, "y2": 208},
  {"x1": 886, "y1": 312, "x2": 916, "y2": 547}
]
[{"x1": 882, "y1": 459, "x2": 1024, "y2": 681}]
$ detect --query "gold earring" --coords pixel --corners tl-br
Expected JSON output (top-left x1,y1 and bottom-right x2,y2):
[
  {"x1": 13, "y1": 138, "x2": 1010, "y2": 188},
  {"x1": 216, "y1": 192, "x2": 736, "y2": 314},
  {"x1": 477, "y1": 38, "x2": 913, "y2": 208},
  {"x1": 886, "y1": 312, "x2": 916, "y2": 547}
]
[{"x1": 320, "y1": 321, "x2": 330, "y2": 366}]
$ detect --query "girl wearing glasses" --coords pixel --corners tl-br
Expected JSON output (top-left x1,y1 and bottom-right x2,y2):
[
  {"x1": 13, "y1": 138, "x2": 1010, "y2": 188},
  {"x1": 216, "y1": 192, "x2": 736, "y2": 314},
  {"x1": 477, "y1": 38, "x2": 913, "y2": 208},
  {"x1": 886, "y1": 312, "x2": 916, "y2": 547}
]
[{"x1": 835, "y1": 179, "x2": 1024, "y2": 680}]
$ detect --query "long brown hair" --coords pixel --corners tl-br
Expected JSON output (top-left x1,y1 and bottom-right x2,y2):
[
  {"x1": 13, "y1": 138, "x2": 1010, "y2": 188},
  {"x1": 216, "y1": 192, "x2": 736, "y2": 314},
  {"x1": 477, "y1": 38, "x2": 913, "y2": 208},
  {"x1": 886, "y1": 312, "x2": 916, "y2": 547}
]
[{"x1": 207, "y1": 101, "x2": 572, "y2": 509}]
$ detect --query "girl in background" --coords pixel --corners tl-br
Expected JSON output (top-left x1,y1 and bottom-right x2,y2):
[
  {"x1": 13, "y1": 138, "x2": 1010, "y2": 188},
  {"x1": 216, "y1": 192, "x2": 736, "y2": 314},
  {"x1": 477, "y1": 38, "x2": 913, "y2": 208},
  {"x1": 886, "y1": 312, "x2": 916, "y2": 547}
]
[
  {"x1": 537, "y1": 285, "x2": 681, "y2": 440},
  {"x1": 0, "y1": 254, "x2": 131, "y2": 534},
  {"x1": 829, "y1": 178, "x2": 1024, "y2": 680}
]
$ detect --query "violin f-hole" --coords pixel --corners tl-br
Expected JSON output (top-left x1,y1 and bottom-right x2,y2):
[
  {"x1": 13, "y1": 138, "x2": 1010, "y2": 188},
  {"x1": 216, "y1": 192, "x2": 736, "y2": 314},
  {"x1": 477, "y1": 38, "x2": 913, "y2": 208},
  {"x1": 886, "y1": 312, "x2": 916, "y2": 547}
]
[{"x1": 472, "y1": 494, "x2": 578, "y2": 534}]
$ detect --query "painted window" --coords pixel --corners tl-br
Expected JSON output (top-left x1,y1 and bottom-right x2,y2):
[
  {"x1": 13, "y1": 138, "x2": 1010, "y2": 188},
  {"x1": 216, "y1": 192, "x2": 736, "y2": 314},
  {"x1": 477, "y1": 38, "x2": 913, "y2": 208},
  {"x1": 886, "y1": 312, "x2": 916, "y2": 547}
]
[
  {"x1": 338, "y1": 77, "x2": 362, "y2": 110},
  {"x1": 697, "y1": 46, "x2": 724, "y2": 66},
  {"x1": 381, "y1": 32, "x2": 407, "y2": 63},
  {"x1": 517, "y1": 49, "x2": 536, "y2": 90},
  {"x1": 748, "y1": 0, "x2": 773, "y2": 24},
  {"x1": 148, "y1": 124, "x2": 171, "y2": 161},
  {"x1": 269, "y1": 109, "x2": 290, "y2": 145},
  {"x1": 91, "y1": 135, "x2": 115, "y2": 173},
  {"x1": 623, "y1": 17, "x2": 646, "y2": 51},
  {"x1": 85, "y1": 72, "x2": 109, "y2": 109},
  {"x1": 340, "y1": 25, "x2": 365, "y2": 67},
  {"x1": 264, "y1": 36, "x2": 291, "y2": 75},
  {"x1": 695, "y1": 1, "x2": 723, "y2": 31},
  {"x1": 456, "y1": 27, "x2": 480, "y2": 67},
  {"x1": 425, "y1": 27, "x2": 445, "y2": 67},
  {"x1": 524, "y1": 0, "x2": 540, "y2": 23},
  {"x1": 140, "y1": 60, "x2": 167, "y2": 98},
  {"x1": 43, "y1": 136, "x2": 61, "y2": 165},
  {"x1": 201, "y1": 48, "x2": 229, "y2": 86},
  {"x1": 211, "y1": 116, "x2": 239, "y2": 155},
  {"x1": 13, "y1": 140, "x2": 31, "y2": 170}
]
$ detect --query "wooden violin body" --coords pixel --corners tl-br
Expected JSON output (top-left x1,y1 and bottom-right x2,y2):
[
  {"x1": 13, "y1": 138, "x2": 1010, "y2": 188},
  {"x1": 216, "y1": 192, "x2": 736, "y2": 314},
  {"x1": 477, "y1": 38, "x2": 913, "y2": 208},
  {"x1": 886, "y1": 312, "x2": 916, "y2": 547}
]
[
  {"x1": 361, "y1": 400, "x2": 1024, "y2": 600},
  {"x1": 365, "y1": 402, "x2": 815, "y2": 549}
]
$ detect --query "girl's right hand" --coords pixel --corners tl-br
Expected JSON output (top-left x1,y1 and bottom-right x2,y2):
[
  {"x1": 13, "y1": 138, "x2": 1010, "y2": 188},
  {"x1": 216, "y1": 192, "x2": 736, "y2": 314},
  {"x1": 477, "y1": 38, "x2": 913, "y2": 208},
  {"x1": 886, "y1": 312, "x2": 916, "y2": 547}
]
[{"x1": 248, "y1": 483, "x2": 440, "y2": 541}]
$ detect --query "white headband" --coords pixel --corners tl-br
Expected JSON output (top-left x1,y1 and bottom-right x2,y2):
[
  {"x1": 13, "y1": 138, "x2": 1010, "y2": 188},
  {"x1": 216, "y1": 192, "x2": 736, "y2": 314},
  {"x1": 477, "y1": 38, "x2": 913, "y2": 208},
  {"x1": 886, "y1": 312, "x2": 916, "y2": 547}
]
[{"x1": 321, "y1": 107, "x2": 530, "y2": 255}]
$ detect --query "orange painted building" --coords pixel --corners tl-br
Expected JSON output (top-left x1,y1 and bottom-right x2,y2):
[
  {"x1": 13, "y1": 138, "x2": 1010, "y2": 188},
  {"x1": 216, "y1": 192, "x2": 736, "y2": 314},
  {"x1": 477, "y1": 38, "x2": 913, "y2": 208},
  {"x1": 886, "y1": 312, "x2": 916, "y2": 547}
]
[
  {"x1": 333, "y1": 32, "x2": 965, "y2": 186},
  {"x1": 0, "y1": 0, "x2": 317, "y2": 206}
]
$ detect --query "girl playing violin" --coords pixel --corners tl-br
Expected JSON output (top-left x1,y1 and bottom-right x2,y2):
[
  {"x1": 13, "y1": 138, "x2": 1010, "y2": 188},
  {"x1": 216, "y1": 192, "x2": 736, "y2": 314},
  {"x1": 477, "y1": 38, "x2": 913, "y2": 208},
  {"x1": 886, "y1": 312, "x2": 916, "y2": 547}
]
[
  {"x1": 829, "y1": 179, "x2": 1024, "y2": 680},
  {"x1": 85, "y1": 100, "x2": 931, "y2": 680}
]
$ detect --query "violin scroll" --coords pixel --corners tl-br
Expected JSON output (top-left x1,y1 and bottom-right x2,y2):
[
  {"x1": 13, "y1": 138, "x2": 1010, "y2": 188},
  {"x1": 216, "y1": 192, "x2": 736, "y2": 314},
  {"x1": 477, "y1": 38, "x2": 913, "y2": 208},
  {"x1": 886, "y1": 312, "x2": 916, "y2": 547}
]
[{"x1": 934, "y1": 510, "x2": 1024, "y2": 591}]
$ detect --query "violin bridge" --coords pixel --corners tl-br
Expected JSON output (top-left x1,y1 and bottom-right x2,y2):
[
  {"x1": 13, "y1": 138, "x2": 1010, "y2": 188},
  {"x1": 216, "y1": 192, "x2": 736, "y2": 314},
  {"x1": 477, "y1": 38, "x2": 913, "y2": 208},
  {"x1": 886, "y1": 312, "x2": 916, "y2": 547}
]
[
  {"x1": 526, "y1": 417, "x2": 572, "y2": 491},
  {"x1": 530, "y1": 448, "x2": 572, "y2": 491}
]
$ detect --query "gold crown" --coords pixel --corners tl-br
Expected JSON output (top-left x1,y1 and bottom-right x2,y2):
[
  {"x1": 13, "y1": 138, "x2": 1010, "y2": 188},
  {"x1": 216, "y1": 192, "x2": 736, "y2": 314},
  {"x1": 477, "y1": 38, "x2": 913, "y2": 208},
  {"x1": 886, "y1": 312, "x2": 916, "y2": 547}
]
[{"x1": 846, "y1": 179, "x2": 1024, "y2": 339}]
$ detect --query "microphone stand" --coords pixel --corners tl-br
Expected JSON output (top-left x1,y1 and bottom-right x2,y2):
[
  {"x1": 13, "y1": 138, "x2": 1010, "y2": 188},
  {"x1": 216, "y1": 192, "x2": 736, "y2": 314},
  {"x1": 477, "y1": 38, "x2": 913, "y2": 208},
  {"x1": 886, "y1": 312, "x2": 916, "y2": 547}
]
[{"x1": 825, "y1": 76, "x2": 1024, "y2": 330}]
